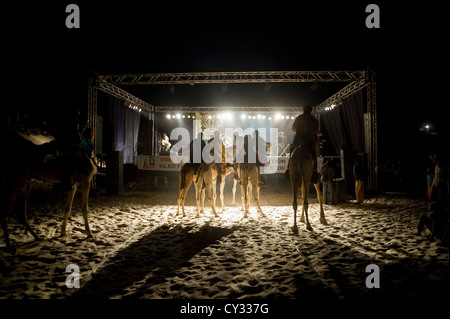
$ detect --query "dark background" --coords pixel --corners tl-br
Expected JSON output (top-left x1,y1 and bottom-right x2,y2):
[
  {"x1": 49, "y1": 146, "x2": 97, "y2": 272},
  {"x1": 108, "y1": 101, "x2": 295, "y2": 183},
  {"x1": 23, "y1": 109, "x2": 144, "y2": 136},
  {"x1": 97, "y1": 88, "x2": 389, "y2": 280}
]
[{"x1": 2, "y1": 0, "x2": 447, "y2": 167}]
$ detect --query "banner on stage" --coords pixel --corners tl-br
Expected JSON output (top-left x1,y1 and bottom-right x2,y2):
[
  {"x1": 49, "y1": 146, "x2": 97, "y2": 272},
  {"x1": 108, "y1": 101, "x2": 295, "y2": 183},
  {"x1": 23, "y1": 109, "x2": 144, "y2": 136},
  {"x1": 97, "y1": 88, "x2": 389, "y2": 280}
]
[{"x1": 137, "y1": 155, "x2": 289, "y2": 173}]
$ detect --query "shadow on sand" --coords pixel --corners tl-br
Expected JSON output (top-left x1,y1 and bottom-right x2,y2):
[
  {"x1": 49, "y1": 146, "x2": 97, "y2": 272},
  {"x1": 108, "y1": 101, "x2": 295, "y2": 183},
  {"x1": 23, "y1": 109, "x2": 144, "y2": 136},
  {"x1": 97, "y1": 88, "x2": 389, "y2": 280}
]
[{"x1": 70, "y1": 223, "x2": 237, "y2": 298}]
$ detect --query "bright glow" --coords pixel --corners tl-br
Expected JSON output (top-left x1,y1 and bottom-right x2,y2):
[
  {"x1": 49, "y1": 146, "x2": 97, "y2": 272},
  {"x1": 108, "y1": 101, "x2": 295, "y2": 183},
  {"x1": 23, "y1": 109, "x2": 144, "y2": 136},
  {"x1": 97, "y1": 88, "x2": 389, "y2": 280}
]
[
  {"x1": 166, "y1": 114, "x2": 171, "y2": 119},
  {"x1": 252, "y1": 116, "x2": 256, "y2": 119},
  {"x1": 187, "y1": 115, "x2": 191, "y2": 118},
  {"x1": 208, "y1": 115, "x2": 212, "y2": 119},
  {"x1": 241, "y1": 114, "x2": 246, "y2": 119},
  {"x1": 268, "y1": 116, "x2": 272, "y2": 120},
  {"x1": 192, "y1": 115, "x2": 196, "y2": 119},
  {"x1": 257, "y1": 114, "x2": 261, "y2": 119},
  {"x1": 223, "y1": 112, "x2": 232, "y2": 120},
  {"x1": 172, "y1": 115, "x2": 175, "y2": 118},
  {"x1": 275, "y1": 113, "x2": 281, "y2": 120},
  {"x1": 291, "y1": 116, "x2": 294, "y2": 119},
  {"x1": 262, "y1": 115, "x2": 266, "y2": 119},
  {"x1": 248, "y1": 115, "x2": 252, "y2": 119},
  {"x1": 176, "y1": 114, "x2": 181, "y2": 119},
  {"x1": 182, "y1": 115, "x2": 185, "y2": 118},
  {"x1": 281, "y1": 115, "x2": 285, "y2": 120}
]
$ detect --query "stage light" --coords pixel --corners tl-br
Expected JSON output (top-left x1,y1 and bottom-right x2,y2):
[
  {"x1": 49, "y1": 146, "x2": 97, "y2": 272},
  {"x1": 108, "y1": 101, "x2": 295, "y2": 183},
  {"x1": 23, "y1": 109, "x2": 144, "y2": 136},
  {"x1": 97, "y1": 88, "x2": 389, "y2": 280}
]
[
  {"x1": 275, "y1": 113, "x2": 281, "y2": 120},
  {"x1": 172, "y1": 115, "x2": 175, "y2": 118},
  {"x1": 281, "y1": 115, "x2": 285, "y2": 120},
  {"x1": 176, "y1": 114, "x2": 181, "y2": 119},
  {"x1": 291, "y1": 116, "x2": 294, "y2": 119},
  {"x1": 241, "y1": 114, "x2": 246, "y2": 119},
  {"x1": 192, "y1": 115, "x2": 196, "y2": 119},
  {"x1": 257, "y1": 114, "x2": 261, "y2": 119},
  {"x1": 182, "y1": 115, "x2": 185, "y2": 118},
  {"x1": 252, "y1": 116, "x2": 256, "y2": 119},
  {"x1": 268, "y1": 117, "x2": 272, "y2": 120},
  {"x1": 248, "y1": 115, "x2": 252, "y2": 119},
  {"x1": 223, "y1": 112, "x2": 232, "y2": 120},
  {"x1": 187, "y1": 115, "x2": 191, "y2": 118},
  {"x1": 139, "y1": 108, "x2": 142, "y2": 112},
  {"x1": 166, "y1": 114, "x2": 171, "y2": 119}
]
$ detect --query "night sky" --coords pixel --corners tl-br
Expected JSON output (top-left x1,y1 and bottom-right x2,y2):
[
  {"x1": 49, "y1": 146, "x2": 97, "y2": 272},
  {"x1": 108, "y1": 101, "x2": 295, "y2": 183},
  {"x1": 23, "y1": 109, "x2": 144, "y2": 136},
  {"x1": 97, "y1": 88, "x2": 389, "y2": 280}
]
[{"x1": 4, "y1": 1, "x2": 447, "y2": 162}]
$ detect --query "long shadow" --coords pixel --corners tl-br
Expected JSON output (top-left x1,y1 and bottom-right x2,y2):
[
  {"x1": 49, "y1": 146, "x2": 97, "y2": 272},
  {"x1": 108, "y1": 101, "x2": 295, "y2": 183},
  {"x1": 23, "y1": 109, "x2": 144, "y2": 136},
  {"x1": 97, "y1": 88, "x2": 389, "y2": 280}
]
[{"x1": 71, "y1": 224, "x2": 237, "y2": 298}]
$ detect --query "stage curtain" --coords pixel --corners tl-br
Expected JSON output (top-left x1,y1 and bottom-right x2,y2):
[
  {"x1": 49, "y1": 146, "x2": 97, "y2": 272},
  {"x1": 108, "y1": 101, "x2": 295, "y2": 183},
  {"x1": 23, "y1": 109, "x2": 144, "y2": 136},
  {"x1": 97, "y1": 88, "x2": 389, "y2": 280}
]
[
  {"x1": 113, "y1": 98, "x2": 140, "y2": 164},
  {"x1": 321, "y1": 89, "x2": 365, "y2": 156},
  {"x1": 321, "y1": 105, "x2": 348, "y2": 155},
  {"x1": 341, "y1": 89, "x2": 365, "y2": 154}
]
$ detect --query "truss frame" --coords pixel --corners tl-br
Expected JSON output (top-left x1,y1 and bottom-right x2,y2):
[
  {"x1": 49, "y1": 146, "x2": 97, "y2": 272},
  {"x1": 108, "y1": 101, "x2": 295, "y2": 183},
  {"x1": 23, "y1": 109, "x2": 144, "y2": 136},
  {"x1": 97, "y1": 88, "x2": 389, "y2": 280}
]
[{"x1": 88, "y1": 69, "x2": 377, "y2": 189}]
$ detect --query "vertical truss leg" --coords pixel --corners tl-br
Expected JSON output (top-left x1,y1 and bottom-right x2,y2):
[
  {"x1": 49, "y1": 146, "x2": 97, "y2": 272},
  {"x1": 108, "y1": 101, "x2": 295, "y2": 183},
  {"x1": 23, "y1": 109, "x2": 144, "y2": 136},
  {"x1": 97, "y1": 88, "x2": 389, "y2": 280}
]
[{"x1": 366, "y1": 77, "x2": 377, "y2": 191}]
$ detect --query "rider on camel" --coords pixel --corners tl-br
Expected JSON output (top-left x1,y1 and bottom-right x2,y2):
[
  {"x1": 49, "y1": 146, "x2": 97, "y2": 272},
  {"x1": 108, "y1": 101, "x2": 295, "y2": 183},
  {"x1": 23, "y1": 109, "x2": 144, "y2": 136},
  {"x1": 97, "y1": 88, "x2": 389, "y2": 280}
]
[{"x1": 285, "y1": 105, "x2": 321, "y2": 183}]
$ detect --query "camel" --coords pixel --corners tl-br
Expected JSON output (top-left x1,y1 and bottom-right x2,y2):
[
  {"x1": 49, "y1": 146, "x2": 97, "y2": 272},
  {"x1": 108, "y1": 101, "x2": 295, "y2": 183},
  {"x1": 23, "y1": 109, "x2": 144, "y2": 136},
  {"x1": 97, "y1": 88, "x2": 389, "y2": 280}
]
[
  {"x1": 177, "y1": 163, "x2": 218, "y2": 218},
  {"x1": 289, "y1": 144, "x2": 315, "y2": 233},
  {"x1": 239, "y1": 163, "x2": 264, "y2": 218},
  {"x1": 1, "y1": 129, "x2": 96, "y2": 250}
]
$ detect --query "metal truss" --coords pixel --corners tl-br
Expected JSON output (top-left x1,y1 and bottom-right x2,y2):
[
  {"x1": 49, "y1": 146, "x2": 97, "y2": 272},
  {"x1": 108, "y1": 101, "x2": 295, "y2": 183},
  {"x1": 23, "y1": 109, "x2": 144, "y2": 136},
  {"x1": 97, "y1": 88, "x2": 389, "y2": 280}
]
[
  {"x1": 314, "y1": 73, "x2": 367, "y2": 112},
  {"x1": 100, "y1": 71, "x2": 364, "y2": 86},
  {"x1": 97, "y1": 78, "x2": 154, "y2": 113},
  {"x1": 155, "y1": 105, "x2": 303, "y2": 114}
]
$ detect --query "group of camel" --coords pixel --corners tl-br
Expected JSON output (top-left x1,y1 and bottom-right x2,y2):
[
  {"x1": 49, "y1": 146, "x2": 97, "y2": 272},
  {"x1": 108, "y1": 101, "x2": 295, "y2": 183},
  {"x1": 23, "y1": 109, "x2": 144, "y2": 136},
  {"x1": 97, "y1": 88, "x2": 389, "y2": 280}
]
[
  {"x1": 176, "y1": 143, "x2": 327, "y2": 234},
  {"x1": 1, "y1": 129, "x2": 327, "y2": 252}
]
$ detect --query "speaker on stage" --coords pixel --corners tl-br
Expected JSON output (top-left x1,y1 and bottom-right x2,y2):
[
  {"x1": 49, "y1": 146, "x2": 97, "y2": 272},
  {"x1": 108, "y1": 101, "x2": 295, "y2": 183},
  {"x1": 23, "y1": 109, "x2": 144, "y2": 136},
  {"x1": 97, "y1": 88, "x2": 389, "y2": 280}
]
[{"x1": 106, "y1": 151, "x2": 123, "y2": 195}]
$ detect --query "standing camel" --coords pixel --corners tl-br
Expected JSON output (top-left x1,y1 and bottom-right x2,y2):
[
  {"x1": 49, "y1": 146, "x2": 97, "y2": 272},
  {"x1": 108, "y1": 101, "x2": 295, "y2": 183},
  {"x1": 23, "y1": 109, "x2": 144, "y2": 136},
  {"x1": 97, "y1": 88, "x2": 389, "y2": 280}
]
[
  {"x1": 1, "y1": 130, "x2": 96, "y2": 250},
  {"x1": 239, "y1": 163, "x2": 264, "y2": 218},
  {"x1": 289, "y1": 144, "x2": 314, "y2": 233},
  {"x1": 177, "y1": 163, "x2": 218, "y2": 218}
]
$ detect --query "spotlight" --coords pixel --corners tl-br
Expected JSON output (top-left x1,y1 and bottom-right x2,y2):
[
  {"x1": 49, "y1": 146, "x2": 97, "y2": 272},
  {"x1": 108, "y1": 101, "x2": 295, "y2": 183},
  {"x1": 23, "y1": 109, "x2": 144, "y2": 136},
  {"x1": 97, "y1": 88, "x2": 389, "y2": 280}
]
[
  {"x1": 208, "y1": 115, "x2": 212, "y2": 119},
  {"x1": 281, "y1": 115, "x2": 285, "y2": 120},
  {"x1": 139, "y1": 108, "x2": 142, "y2": 112},
  {"x1": 187, "y1": 115, "x2": 191, "y2": 118},
  {"x1": 252, "y1": 116, "x2": 256, "y2": 119},
  {"x1": 257, "y1": 114, "x2": 261, "y2": 119},
  {"x1": 275, "y1": 113, "x2": 281, "y2": 120},
  {"x1": 192, "y1": 115, "x2": 196, "y2": 119},
  {"x1": 182, "y1": 115, "x2": 185, "y2": 118},
  {"x1": 176, "y1": 114, "x2": 181, "y2": 119},
  {"x1": 166, "y1": 114, "x2": 171, "y2": 119},
  {"x1": 248, "y1": 115, "x2": 251, "y2": 119},
  {"x1": 172, "y1": 115, "x2": 175, "y2": 118},
  {"x1": 241, "y1": 114, "x2": 246, "y2": 119},
  {"x1": 262, "y1": 115, "x2": 265, "y2": 119}
]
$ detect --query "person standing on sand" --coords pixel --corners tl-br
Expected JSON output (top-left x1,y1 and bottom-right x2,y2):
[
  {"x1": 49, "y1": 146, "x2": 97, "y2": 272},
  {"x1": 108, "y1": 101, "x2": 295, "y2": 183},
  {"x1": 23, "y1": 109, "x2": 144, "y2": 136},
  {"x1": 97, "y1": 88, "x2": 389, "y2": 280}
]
[{"x1": 353, "y1": 157, "x2": 366, "y2": 204}]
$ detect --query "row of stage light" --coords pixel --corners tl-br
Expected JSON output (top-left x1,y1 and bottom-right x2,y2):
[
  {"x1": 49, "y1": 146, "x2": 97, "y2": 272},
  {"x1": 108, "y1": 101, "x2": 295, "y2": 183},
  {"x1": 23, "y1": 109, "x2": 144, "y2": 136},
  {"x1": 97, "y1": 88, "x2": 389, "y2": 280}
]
[{"x1": 165, "y1": 113, "x2": 297, "y2": 120}]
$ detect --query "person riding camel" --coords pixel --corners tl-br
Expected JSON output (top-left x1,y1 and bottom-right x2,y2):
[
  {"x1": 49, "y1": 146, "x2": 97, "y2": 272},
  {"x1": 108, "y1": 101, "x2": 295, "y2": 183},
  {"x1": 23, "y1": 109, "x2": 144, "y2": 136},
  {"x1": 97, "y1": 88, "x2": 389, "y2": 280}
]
[
  {"x1": 54, "y1": 108, "x2": 95, "y2": 191},
  {"x1": 285, "y1": 105, "x2": 321, "y2": 182}
]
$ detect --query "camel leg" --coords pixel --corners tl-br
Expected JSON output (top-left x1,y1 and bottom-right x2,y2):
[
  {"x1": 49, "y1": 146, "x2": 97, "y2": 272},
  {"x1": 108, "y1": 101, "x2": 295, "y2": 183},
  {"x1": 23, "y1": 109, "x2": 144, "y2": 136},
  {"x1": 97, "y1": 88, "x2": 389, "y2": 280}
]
[
  {"x1": 232, "y1": 179, "x2": 237, "y2": 206},
  {"x1": 219, "y1": 177, "x2": 226, "y2": 212},
  {"x1": 207, "y1": 182, "x2": 219, "y2": 217},
  {"x1": 302, "y1": 181, "x2": 313, "y2": 231},
  {"x1": 194, "y1": 178, "x2": 202, "y2": 218},
  {"x1": 241, "y1": 176, "x2": 249, "y2": 218},
  {"x1": 299, "y1": 183, "x2": 306, "y2": 223},
  {"x1": 61, "y1": 185, "x2": 77, "y2": 236},
  {"x1": 314, "y1": 182, "x2": 327, "y2": 225},
  {"x1": 291, "y1": 172, "x2": 299, "y2": 234},
  {"x1": 253, "y1": 177, "x2": 264, "y2": 217},
  {"x1": 1, "y1": 192, "x2": 15, "y2": 249},
  {"x1": 18, "y1": 182, "x2": 41, "y2": 241},
  {"x1": 80, "y1": 182, "x2": 93, "y2": 238}
]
